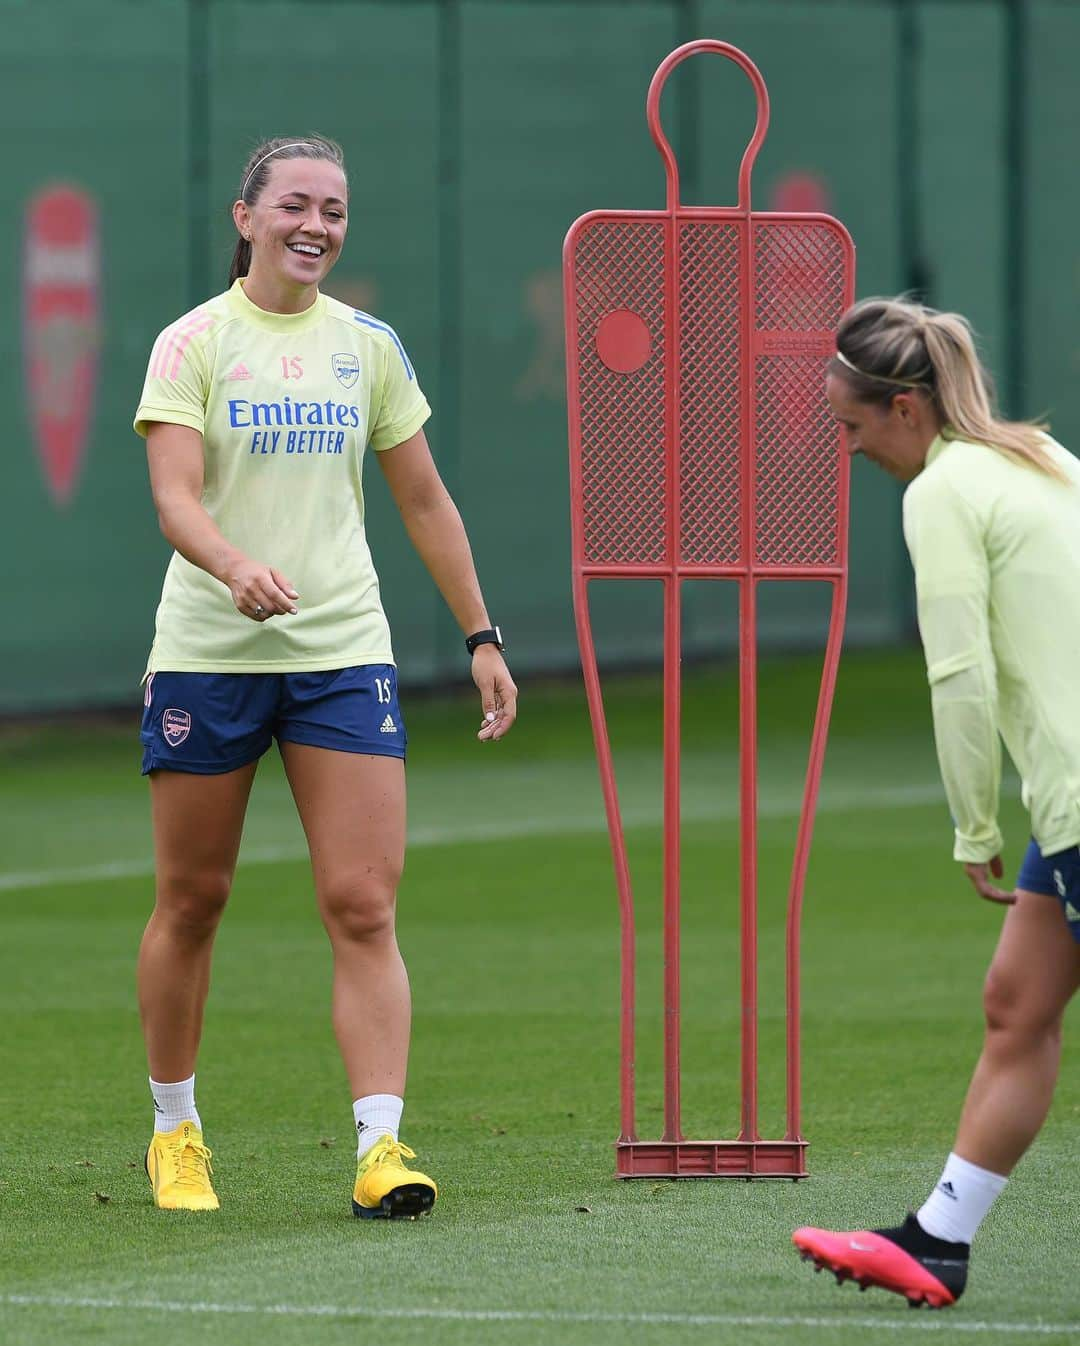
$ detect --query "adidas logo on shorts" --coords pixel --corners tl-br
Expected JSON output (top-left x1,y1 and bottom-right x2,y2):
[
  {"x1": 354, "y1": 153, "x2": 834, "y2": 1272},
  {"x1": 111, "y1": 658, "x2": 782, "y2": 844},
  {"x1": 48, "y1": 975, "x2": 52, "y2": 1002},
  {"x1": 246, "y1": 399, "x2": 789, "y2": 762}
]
[{"x1": 379, "y1": 715, "x2": 397, "y2": 734}]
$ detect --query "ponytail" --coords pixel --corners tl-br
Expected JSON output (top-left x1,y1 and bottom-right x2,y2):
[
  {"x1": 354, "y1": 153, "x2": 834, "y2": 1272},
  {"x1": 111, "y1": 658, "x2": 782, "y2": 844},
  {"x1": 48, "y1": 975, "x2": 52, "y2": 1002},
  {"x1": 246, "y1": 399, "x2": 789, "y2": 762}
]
[
  {"x1": 920, "y1": 314, "x2": 1060, "y2": 477},
  {"x1": 832, "y1": 297, "x2": 1063, "y2": 481},
  {"x1": 229, "y1": 237, "x2": 252, "y2": 285}
]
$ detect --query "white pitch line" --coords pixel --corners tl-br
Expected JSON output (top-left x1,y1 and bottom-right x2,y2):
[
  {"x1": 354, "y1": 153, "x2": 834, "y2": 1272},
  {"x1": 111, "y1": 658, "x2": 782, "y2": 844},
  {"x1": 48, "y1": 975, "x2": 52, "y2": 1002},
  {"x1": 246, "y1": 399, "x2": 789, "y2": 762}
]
[
  {"x1": 0, "y1": 1293, "x2": 1074, "y2": 1335},
  {"x1": 0, "y1": 781, "x2": 946, "y2": 894}
]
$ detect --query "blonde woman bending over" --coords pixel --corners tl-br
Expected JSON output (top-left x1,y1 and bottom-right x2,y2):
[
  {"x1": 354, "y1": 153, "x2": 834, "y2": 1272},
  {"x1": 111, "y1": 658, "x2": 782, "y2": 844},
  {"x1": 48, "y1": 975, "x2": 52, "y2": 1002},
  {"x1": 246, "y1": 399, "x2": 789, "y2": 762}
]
[{"x1": 794, "y1": 298, "x2": 1080, "y2": 1308}]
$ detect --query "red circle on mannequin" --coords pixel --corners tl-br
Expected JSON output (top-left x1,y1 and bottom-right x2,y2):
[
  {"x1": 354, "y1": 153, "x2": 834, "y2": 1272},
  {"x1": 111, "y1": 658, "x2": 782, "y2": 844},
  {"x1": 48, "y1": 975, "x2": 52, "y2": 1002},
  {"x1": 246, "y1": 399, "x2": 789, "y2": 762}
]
[{"x1": 595, "y1": 309, "x2": 652, "y2": 374}]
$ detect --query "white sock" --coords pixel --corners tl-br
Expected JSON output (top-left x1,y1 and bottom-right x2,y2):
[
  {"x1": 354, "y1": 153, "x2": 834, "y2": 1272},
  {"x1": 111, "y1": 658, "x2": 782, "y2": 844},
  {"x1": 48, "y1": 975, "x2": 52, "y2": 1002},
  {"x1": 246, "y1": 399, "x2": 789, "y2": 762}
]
[
  {"x1": 353, "y1": 1094, "x2": 403, "y2": 1158},
  {"x1": 150, "y1": 1074, "x2": 202, "y2": 1135},
  {"x1": 917, "y1": 1151, "x2": 1008, "y2": 1244}
]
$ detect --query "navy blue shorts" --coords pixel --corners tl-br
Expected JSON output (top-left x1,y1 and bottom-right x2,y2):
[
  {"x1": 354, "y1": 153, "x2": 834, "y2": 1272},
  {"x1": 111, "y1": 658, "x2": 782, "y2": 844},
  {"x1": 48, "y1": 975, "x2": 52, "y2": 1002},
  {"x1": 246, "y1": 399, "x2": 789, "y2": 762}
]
[
  {"x1": 140, "y1": 665, "x2": 406, "y2": 775},
  {"x1": 1015, "y1": 837, "x2": 1080, "y2": 943}
]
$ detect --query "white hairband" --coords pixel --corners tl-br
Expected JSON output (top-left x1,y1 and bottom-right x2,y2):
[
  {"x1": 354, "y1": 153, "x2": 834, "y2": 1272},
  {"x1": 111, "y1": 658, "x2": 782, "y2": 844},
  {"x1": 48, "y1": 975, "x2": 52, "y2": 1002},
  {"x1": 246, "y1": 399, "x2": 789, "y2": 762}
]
[
  {"x1": 240, "y1": 143, "x2": 316, "y2": 201},
  {"x1": 835, "y1": 349, "x2": 930, "y2": 388}
]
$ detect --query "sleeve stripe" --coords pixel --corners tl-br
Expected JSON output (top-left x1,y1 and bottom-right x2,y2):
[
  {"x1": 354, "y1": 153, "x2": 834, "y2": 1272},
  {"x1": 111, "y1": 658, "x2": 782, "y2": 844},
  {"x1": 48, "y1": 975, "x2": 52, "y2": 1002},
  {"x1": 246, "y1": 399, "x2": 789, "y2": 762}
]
[
  {"x1": 150, "y1": 312, "x2": 208, "y2": 382},
  {"x1": 352, "y1": 309, "x2": 415, "y2": 381},
  {"x1": 149, "y1": 311, "x2": 215, "y2": 381}
]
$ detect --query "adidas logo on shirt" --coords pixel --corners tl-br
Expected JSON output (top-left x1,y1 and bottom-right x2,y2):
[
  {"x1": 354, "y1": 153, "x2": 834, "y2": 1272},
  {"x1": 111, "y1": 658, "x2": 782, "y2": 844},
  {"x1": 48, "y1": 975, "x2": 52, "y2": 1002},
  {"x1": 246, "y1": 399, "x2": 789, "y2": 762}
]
[
  {"x1": 379, "y1": 715, "x2": 397, "y2": 734},
  {"x1": 1066, "y1": 901, "x2": 1080, "y2": 923},
  {"x1": 224, "y1": 362, "x2": 253, "y2": 381}
]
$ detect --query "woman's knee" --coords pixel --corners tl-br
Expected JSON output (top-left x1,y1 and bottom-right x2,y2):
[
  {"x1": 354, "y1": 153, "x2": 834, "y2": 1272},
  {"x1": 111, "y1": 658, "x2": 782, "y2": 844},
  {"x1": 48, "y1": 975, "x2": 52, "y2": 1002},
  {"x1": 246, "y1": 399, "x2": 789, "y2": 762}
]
[
  {"x1": 982, "y1": 962, "x2": 1063, "y2": 1043},
  {"x1": 321, "y1": 873, "x2": 398, "y2": 943},
  {"x1": 154, "y1": 868, "x2": 232, "y2": 938}
]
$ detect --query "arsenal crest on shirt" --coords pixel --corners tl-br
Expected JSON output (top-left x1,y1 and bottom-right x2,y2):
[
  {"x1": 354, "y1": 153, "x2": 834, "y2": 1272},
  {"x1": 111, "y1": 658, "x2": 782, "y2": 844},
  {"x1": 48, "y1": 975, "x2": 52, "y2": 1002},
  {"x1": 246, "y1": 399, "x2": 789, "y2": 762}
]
[
  {"x1": 332, "y1": 352, "x2": 360, "y2": 388},
  {"x1": 23, "y1": 184, "x2": 101, "y2": 506}
]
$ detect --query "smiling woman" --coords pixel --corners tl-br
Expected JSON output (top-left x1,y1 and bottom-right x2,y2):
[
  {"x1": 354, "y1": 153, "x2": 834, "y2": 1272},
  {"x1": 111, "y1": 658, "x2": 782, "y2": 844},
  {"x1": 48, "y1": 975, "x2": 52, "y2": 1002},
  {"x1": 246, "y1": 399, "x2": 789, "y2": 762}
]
[
  {"x1": 130, "y1": 134, "x2": 516, "y2": 1224},
  {"x1": 229, "y1": 136, "x2": 348, "y2": 311}
]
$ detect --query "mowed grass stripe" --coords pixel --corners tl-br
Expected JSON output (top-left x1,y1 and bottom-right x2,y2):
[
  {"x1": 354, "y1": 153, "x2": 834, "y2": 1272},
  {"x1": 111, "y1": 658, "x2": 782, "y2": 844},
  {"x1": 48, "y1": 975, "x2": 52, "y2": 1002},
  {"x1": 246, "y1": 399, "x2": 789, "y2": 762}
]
[
  {"x1": 1, "y1": 1292, "x2": 1076, "y2": 1335},
  {"x1": 0, "y1": 779, "x2": 947, "y2": 892}
]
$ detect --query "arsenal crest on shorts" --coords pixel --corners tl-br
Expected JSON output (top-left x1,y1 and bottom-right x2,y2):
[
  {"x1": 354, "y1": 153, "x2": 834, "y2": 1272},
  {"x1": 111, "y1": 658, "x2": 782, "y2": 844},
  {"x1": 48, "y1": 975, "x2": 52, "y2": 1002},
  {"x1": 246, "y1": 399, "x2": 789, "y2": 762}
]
[
  {"x1": 162, "y1": 709, "x2": 192, "y2": 747},
  {"x1": 332, "y1": 352, "x2": 360, "y2": 388},
  {"x1": 22, "y1": 184, "x2": 101, "y2": 507}
]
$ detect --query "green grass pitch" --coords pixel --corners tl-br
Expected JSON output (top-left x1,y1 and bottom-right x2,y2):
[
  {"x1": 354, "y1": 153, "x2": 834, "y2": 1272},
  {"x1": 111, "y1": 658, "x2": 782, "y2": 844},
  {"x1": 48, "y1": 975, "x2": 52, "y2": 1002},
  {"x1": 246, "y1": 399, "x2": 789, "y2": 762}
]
[{"x1": 1, "y1": 649, "x2": 1077, "y2": 1345}]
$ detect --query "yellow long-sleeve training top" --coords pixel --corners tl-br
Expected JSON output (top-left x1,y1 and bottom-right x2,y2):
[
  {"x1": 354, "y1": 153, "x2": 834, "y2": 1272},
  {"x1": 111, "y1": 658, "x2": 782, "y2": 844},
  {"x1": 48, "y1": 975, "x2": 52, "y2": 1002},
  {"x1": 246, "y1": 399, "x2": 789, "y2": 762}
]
[{"x1": 902, "y1": 432, "x2": 1080, "y2": 864}]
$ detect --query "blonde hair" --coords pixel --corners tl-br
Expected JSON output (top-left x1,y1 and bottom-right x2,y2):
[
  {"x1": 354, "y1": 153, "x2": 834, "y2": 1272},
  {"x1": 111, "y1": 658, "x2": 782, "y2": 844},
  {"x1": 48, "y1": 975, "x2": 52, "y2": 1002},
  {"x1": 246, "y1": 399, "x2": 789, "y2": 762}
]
[{"x1": 831, "y1": 297, "x2": 1063, "y2": 481}]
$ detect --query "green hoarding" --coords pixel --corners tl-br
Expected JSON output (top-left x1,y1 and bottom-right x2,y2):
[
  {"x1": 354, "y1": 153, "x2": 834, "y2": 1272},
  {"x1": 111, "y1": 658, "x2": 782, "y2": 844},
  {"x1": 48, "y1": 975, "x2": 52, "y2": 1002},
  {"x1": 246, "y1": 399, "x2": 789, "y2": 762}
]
[{"x1": 2, "y1": 0, "x2": 1073, "y2": 712}]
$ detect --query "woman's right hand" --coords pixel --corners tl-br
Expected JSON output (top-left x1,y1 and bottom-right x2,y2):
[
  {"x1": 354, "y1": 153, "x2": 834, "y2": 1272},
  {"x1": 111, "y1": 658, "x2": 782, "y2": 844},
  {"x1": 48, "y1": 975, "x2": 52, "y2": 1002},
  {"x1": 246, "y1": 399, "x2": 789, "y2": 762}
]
[
  {"x1": 963, "y1": 855, "x2": 1016, "y2": 906},
  {"x1": 226, "y1": 560, "x2": 300, "y2": 622}
]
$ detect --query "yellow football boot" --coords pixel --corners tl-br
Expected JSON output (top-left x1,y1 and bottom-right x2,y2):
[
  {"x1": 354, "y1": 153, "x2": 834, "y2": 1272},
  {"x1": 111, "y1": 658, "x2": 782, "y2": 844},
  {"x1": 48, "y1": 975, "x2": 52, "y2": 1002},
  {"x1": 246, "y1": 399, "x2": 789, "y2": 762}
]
[
  {"x1": 145, "y1": 1120, "x2": 219, "y2": 1211},
  {"x1": 352, "y1": 1136, "x2": 437, "y2": 1220}
]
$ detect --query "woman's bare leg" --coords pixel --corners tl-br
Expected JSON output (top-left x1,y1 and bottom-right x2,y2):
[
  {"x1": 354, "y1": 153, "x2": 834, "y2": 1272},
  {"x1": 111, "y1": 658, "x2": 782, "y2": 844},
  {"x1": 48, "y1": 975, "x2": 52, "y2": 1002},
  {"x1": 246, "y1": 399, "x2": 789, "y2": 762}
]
[
  {"x1": 138, "y1": 763, "x2": 257, "y2": 1081},
  {"x1": 279, "y1": 743, "x2": 409, "y2": 1098},
  {"x1": 793, "y1": 890, "x2": 1079, "y2": 1304},
  {"x1": 953, "y1": 889, "x2": 1080, "y2": 1174}
]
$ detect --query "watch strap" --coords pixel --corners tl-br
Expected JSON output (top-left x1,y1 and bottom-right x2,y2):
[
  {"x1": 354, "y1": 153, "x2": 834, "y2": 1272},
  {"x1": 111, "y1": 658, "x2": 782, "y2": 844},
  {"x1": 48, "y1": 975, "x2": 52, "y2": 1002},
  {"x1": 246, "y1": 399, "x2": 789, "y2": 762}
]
[{"x1": 465, "y1": 625, "x2": 503, "y2": 655}]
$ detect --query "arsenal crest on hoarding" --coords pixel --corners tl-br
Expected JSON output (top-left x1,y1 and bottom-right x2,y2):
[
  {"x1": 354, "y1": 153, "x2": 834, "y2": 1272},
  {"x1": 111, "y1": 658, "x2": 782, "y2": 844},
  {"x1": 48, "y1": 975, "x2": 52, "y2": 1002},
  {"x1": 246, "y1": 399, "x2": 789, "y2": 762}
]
[{"x1": 23, "y1": 184, "x2": 101, "y2": 506}]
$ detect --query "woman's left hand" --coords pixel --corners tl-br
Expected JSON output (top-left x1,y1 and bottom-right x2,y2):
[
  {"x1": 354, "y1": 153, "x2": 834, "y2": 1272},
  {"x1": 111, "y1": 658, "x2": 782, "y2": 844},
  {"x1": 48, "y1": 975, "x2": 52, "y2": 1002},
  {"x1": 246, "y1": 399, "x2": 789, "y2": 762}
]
[
  {"x1": 473, "y1": 647, "x2": 517, "y2": 742},
  {"x1": 963, "y1": 855, "x2": 1016, "y2": 905}
]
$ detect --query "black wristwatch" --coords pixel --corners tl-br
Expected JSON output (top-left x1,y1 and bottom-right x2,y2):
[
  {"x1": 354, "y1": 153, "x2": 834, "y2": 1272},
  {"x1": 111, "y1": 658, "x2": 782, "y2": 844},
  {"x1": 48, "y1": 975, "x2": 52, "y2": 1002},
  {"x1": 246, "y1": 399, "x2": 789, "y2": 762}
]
[{"x1": 465, "y1": 625, "x2": 504, "y2": 655}]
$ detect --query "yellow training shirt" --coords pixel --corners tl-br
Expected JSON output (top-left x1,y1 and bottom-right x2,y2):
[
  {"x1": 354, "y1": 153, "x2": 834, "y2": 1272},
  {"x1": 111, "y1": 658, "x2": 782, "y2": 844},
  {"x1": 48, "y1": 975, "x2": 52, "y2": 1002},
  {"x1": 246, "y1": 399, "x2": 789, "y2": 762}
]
[
  {"x1": 902, "y1": 433, "x2": 1080, "y2": 863},
  {"x1": 134, "y1": 279, "x2": 430, "y2": 674}
]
